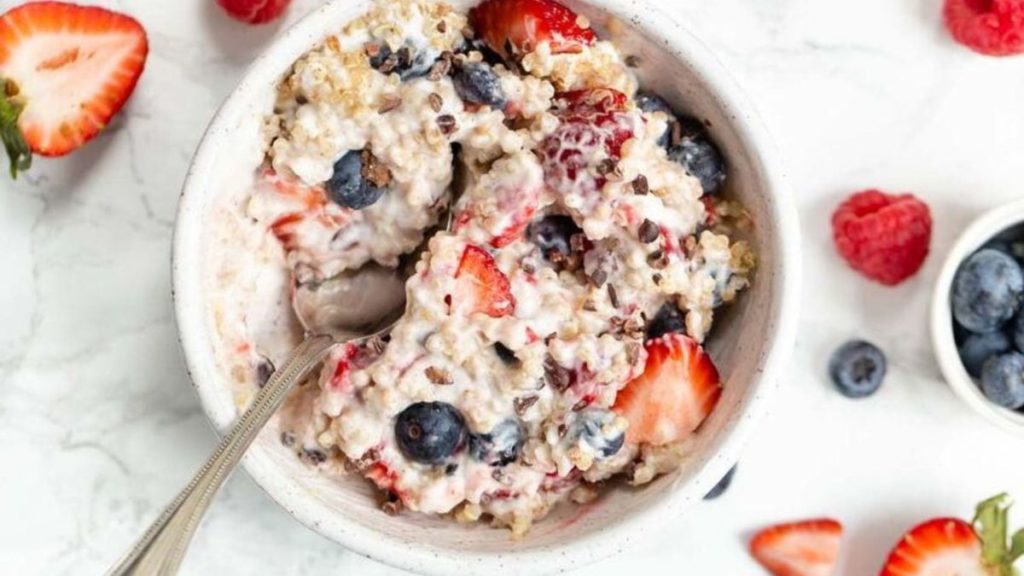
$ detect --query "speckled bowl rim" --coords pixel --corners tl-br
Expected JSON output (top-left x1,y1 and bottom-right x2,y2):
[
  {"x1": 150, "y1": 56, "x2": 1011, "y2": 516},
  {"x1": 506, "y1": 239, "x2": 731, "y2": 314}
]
[
  {"x1": 931, "y1": 198, "x2": 1024, "y2": 435},
  {"x1": 172, "y1": 0, "x2": 801, "y2": 573}
]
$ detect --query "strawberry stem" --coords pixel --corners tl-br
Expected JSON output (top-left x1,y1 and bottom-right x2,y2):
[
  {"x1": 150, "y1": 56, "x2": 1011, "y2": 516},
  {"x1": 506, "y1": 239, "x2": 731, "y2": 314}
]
[
  {"x1": 0, "y1": 76, "x2": 31, "y2": 179},
  {"x1": 973, "y1": 493, "x2": 1023, "y2": 576}
]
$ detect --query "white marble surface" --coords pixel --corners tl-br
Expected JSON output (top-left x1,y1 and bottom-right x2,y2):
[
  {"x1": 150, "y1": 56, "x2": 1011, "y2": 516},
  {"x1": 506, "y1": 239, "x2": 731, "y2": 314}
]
[{"x1": 4, "y1": 0, "x2": 1024, "y2": 573}]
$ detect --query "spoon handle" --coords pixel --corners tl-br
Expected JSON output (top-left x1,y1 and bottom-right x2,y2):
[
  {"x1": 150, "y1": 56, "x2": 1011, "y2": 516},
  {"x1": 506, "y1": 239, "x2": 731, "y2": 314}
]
[{"x1": 107, "y1": 334, "x2": 336, "y2": 576}]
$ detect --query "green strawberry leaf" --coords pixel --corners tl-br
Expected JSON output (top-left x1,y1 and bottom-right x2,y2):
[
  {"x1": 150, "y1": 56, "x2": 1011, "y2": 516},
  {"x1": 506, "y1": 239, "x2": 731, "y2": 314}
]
[
  {"x1": 973, "y1": 493, "x2": 1021, "y2": 576},
  {"x1": 0, "y1": 76, "x2": 31, "y2": 179}
]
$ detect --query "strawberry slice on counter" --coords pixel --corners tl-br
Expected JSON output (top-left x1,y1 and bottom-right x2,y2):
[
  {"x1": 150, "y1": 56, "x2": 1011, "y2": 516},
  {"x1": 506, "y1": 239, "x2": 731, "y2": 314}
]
[
  {"x1": 452, "y1": 245, "x2": 516, "y2": 318},
  {"x1": 0, "y1": 1, "x2": 148, "y2": 178},
  {"x1": 612, "y1": 333, "x2": 720, "y2": 446},
  {"x1": 750, "y1": 518, "x2": 844, "y2": 576},
  {"x1": 469, "y1": 0, "x2": 596, "y2": 61},
  {"x1": 881, "y1": 494, "x2": 1024, "y2": 576}
]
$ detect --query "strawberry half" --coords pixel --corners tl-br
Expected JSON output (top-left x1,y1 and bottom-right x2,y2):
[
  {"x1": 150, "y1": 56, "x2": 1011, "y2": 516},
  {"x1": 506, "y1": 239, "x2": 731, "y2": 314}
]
[
  {"x1": 452, "y1": 245, "x2": 516, "y2": 318},
  {"x1": 612, "y1": 333, "x2": 720, "y2": 446},
  {"x1": 0, "y1": 2, "x2": 148, "y2": 177},
  {"x1": 881, "y1": 494, "x2": 1024, "y2": 576},
  {"x1": 750, "y1": 519, "x2": 843, "y2": 576},
  {"x1": 468, "y1": 0, "x2": 596, "y2": 61}
]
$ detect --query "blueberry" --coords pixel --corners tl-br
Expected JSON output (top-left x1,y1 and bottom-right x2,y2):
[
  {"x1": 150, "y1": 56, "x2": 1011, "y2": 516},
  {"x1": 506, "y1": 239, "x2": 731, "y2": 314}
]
[
  {"x1": 494, "y1": 342, "x2": 519, "y2": 365},
  {"x1": 634, "y1": 91, "x2": 675, "y2": 147},
  {"x1": 453, "y1": 62, "x2": 506, "y2": 108},
  {"x1": 468, "y1": 419, "x2": 524, "y2": 466},
  {"x1": 571, "y1": 409, "x2": 624, "y2": 458},
  {"x1": 1014, "y1": 314, "x2": 1024, "y2": 353},
  {"x1": 635, "y1": 91, "x2": 674, "y2": 115},
  {"x1": 952, "y1": 249, "x2": 1024, "y2": 333},
  {"x1": 958, "y1": 330, "x2": 1012, "y2": 377},
  {"x1": 828, "y1": 340, "x2": 887, "y2": 398},
  {"x1": 703, "y1": 465, "x2": 737, "y2": 500},
  {"x1": 394, "y1": 402, "x2": 467, "y2": 465},
  {"x1": 980, "y1": 353, "x2": 1024, "y2": 409},
  {"x1": 646, "y1": 303, "x2": 685, "y2": 340},
  {"x1": 326, "y1": 150, "x2": 386, "y2": 210},
  {"x1": 526, "y1": 215, "x2": 581, "y2": 260},
  {"x1": 668, "y1": 135, "x2": 726, "y2": 195}
]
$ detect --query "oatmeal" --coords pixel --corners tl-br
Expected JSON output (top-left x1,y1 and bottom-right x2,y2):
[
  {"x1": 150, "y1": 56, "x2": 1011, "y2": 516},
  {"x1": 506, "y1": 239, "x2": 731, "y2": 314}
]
[{"x1": 213, "y1": 0, "x2": 753, "y2": 535}]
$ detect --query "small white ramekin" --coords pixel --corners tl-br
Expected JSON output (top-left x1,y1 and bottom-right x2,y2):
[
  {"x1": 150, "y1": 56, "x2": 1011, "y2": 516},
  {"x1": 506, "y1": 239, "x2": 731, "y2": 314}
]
[
  {"x1": 932, "y1": 198, "x2": 1024, "y2": 435},
  {"x1": 172, "y1": 0, "x2": 801, "y2": 573}
]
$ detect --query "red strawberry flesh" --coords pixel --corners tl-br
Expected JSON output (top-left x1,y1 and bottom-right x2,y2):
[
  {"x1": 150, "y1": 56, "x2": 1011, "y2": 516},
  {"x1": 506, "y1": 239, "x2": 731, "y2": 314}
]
[
  {"x1": 453, "y1": 245, "x2": 516, "y2": 318},
  {"x1": 612, "y1": 333, "x2": 720, "y2": 446},
  {"x1": 469, "y1": 0, "x2": 596, "y2": 60},
  {"x1": 0, "y1": 1, "x2": 148, "y2": 176},
  {"x1": 880, "y1": 517, "x2": 985, "y2": 576},
  {"x1": 750, "y1": 518, "x2": 843, "y2": 576}
]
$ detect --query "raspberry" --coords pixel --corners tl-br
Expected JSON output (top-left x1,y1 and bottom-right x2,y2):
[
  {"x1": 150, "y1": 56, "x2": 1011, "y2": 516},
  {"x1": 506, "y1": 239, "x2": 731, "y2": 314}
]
[
  {"x1": 217, "y1": 0, "x2": 291, "y2": 25},
  {"x1": 540, "y1": 88, "x2": 635, "y2": 197},
  {"x1": 943, "y1": 0, "x2": 1024, "y2": 56},
  {"x1": 831, "y1": 189, "x2": 932, "y2": 286}
]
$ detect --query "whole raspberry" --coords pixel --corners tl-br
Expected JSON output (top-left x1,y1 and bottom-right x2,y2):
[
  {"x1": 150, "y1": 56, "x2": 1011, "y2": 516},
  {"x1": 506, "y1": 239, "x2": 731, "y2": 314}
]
[
  {"x1": 944, "y1": 0, "x2": 1024, "y2": 56},
  {"x1": 831, "y1": 190, "x2": 932, "y2": 286},
  {"x1": 217, "y1": 0, "x2": 291, "y2": 25}
]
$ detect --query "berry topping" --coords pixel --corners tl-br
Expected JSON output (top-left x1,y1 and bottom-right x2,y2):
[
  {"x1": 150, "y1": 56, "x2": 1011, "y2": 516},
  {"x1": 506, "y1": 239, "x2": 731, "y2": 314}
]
[
  {"x1": 569, "y1": 408, "x2": 625, "y2": 458},
  {"x1": 1013, "y1": 312, "x2": 1024, "y2": 352},
  {"x1": 494, "y1": 342, "x2": 519, "y2": 364},
  {"x1": 703, "y1": 465, "x2": 736, "y2": 500},
  {"x1": 667, "y1": 133, "x2": 726, "y2": 195},
  {"x1": 831, "y1": 189, "x2": 932, "y2": 286},
  {"x1": 828, "y1": 340, "x2": 887, "y2": 399},
  {"x1": 958, "y1": 330, "x2": 1012, "y2": 377},
  {"x1": 453, "y1": 245, "x2": 516, "y2": 317},
  {"x1": 326, "y1": 149, "x2": 390, "y2": 210},
  {"x1": 634, "y1": 91, "x2": 673, "y2": 115},
  {"x1": 394, "y1": 402, "x2": 467, "y2": 465},
  {"x1": 634, "y1": 90, "x2": 675, "y2": 147},
  {"x1": 0, "y1": 2, "x2": 148, "y2": 177},
  {"x1": 750, "y1": 518, "x2": 843, "y2": 576},
  {"x1": 453, "y1": 61, "x2": 506, "y2": 108},
  {"x1": 646, "y1": 303, "x2": 686, "y2": 340},
  {"x1": 468, "y1": 419, "x2": 524, "y2": 466},
  {"x1": 953, "y1": 249, "x2": 1024, "y2": 333},
  {"x1": 980, "y1": 352, "x2": 1024, "y2": 409},
  {"x1": 613, "y1": 333, "x2": 721, "y2": 446},
  {"x1": 541, "y1": 88, "x2": 635, "y2": 196},
  {"x1": 217, "y1": 0, "x2": 291, "y2": 24},
  {"x1": 526, "y1": 214, "x2": 581, "y2": 260},
  {"x1": 943, "y1": 0, "x2": 1024, "y2": 56},
  {"x1": 468, "y1": 0, "x2": 596, "y2": 61},
  {"x1": 880, "y1": 494, "x2": 1024, "y2": 576}
]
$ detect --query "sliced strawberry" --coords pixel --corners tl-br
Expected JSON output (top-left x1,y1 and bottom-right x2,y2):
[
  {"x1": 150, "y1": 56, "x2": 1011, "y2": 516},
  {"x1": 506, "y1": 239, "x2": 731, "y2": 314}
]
[
  {"x1": 469, "y1": 0, "x2": 596, "y2": 61},
  {"x1": 612, "y1": 333, "x2": 720, "y2": 445},
  {"x1": 541, "y1": 88, "x2": 635, "y2": 198},
  {"x1": 750, "y1": 519, "x2": 843, "y2": 576},
  {"x1": 0, "y1": 2, "x2": 148, "y2": 177},
  {"x1": 452, "y1": 245, "x2": 516, "y2": 318},
  {"x1": 880, "y1": 518, "x2": 985, "y2": 576},
  {"x1": 880, "y1": 494, "x2": 1024, "y2": 576}
]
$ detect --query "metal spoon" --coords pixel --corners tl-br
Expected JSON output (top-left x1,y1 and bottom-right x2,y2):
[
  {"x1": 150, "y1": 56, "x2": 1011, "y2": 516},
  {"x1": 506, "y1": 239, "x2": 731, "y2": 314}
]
[{"x1": 108, "y1": 208, "x2": 453, "y2": 575}]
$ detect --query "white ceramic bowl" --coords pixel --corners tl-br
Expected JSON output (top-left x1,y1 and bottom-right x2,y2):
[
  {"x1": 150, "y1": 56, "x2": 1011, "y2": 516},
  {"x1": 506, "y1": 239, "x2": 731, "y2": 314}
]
[
  {"x1": 172, "y1": 1, "x2": 801, "y2": 573},
  {"x1": 932, "y1": 199, "x2": 1024, "y2": 435}
]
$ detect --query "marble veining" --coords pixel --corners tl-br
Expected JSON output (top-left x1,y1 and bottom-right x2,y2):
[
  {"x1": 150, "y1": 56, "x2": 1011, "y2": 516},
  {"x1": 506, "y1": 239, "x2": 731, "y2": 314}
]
[{"x1": 4, "y1": 0, "x2": 1024, "y2": 573}]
